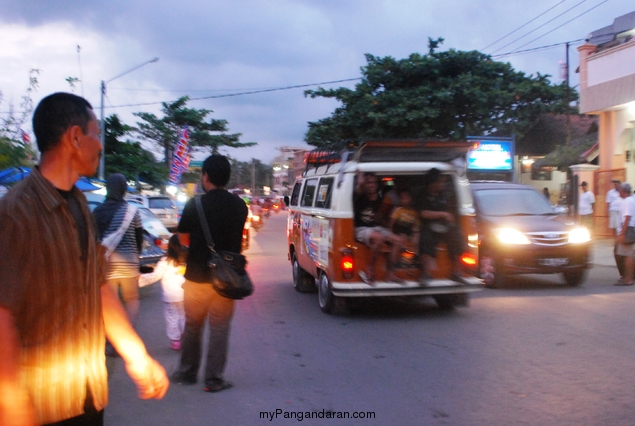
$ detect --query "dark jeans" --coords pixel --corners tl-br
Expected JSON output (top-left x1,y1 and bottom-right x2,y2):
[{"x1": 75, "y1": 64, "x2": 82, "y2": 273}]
[
  {"x1": 419, "y1": 225, "x2": 465, "y2": 258},
  {"x1": 176, "y1": 280, "x2": 235, "y2": 386},
  {"x1": 44, "y1": 391, "x2": 103, "y2": 426}
]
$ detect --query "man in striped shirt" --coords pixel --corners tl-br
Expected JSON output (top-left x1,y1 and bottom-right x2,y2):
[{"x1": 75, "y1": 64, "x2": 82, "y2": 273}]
[{"x1": 0, "y1": 93, "x2": 168, "y2": 425}]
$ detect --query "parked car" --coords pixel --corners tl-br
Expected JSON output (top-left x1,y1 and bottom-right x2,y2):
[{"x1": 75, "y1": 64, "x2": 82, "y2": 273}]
[
  {"x1": 85, "y1": 193, "x2": 170, "y2": 271},
  {"x1": 470, "y1": 181, "x2": 592, "y2": 288},
  {"x1": 126, "y1": 194, "x2": 179, "y2": 231}
]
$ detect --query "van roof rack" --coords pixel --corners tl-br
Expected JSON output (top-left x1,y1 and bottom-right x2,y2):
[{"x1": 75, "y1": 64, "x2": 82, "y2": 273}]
[
  {"x1": 354, "y1": 140, "x2": 476, "y2": 163},
  {"x1": 302, "y1": 148, "x2": 355, "y2": 176}
]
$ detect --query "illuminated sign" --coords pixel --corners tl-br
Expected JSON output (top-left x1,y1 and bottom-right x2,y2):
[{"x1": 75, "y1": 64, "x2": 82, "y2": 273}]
[{"x1": 467, "y1": 140, "x2": 513, "y2": 171}]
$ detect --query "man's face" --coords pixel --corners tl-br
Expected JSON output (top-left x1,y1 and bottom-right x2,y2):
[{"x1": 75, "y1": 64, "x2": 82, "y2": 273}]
[
  {"x1": 364, "y1": 175, "x2": 378, "y2": 195},
  {"x1": 76, "y1": 110, "x2": 102, "y2": 176},
  {"x1": 614, "y1": 182, "x2": 621, "y2": 190}
]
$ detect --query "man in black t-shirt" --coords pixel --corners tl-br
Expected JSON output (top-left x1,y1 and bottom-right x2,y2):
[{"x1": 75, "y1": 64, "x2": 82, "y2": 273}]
[
  {"x1": 354, "y1": 172, "x2": 403, "y2": 284},
  {"x1": 171, "y1": 155, "x2": 248, "y2": 393},
  {"x1": 418, "y1": 168, "x2": 466, "y2": 284}
]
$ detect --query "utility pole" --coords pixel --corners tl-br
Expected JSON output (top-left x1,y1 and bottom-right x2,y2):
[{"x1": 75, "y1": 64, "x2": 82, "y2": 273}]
[{"x1": 565, "y1": 42, "x2": 571, "y2": 146}]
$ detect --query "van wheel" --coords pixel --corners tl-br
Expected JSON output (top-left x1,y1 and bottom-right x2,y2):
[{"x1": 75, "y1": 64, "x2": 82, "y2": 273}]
[
  {"x1": 563, "y1": 269, "x2": 586, "y2": 287},
  {"x1": 318, "y1": 273, "x2": 350, "y2": 315},
  {"x1": 292, "y1": 253, "x2": 316, "y2": 293},
  {"x1": 318, "y1": 273, "x2": 335, "y2": 313}
]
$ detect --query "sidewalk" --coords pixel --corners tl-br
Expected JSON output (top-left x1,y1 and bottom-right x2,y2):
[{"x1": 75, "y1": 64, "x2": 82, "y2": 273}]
[{"x1": 592, "y1": 237, "x2": 616, "y2": 267}]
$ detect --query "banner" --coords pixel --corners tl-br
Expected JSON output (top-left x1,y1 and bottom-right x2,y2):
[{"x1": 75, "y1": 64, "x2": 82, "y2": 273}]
[{"x1": 169, "y1": 127, "x2": 190, "y2": 185}]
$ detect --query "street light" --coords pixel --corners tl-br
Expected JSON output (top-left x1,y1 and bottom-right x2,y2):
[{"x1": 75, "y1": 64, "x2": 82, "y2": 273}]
[{"x1": 98, "y1": 57, "x2": 159, "y2": 180}]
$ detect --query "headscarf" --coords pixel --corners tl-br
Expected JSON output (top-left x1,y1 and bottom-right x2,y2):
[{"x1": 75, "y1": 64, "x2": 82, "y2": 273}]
[{"x1": 92, "y1": 173, "x2": 128, "y2": 239}]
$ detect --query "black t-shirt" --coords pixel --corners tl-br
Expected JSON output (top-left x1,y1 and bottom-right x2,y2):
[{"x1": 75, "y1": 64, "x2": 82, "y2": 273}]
[
  {"x1": 58, "y1": 188, "x2": 88, "y2": 260},
  {"x1": 178, "y1": 189, "x2": 248, "y2": 283},
  {"x1": 418, "y1": 192, "x2": 451, "y2": 233},
  {"x1": 353, "y1": 192, "x2": 383, "y2": 228}
]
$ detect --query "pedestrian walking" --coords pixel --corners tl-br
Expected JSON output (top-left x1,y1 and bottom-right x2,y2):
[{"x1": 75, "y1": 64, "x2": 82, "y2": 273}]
[
  {"x1": 170, "y1": 155, "x2": 248, "y2": 393},
  {"x1": 93, "y1": 173, "x2": 144, "y2": 327},
  {"x1": 139, "y1": 234, "x2": 187, "y2": 351},
  {"x1": 0, "y1": 92, "x2": 168, "y2": 426}
]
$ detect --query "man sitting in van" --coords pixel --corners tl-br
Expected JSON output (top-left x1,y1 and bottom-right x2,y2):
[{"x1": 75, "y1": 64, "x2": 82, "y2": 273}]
[
  {"x1": 354, "y1": 171, "x2": 404, "y2": 284},
  {"x1": 418, "y1": 168, "x2": 467, "y2": 284}
]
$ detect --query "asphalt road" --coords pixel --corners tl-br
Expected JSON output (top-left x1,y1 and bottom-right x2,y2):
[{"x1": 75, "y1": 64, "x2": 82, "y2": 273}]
[{"x1": 105, "y1": 213, "x2": 635, "y2": 426}]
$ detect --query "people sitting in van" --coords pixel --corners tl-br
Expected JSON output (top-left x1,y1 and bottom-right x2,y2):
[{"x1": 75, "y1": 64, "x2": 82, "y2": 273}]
[
  {"x1": 418, "y1": 168, "x2": 467, "y2": 284},
  {"x1": 389, "y1": 188, "x2": 420, "y2": 250},
  {"x1": 354, "y1": 171, "x2": 404, "y2": 284}
]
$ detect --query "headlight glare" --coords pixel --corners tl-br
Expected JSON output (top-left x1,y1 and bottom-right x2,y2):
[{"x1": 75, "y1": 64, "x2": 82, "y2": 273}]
[
  {"x1": 495, "y1": 228, "x2": 531, "y2": 245},
  {"x1": 569, "y1": 227, "x2": 591, "y2": 243}
]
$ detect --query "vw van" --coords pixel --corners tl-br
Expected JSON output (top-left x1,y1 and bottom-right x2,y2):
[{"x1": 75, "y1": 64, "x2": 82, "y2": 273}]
[{"x1": 286, "y1": 141, "x2": 483, "y2": 314}]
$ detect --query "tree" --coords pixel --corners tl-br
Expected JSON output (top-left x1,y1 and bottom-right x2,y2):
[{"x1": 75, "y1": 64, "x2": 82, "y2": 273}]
[
  {"x1": 226, "y1": 158, "x2": 273, "y2": 196},
  {"x1": 0, "y1": 70, "x2": 40, "y2": 170},
  {"x1": 134, "y1": 96, "x2": 255, "y2": 167},
  {"x1": 104, "y1": 114, "x2": 168, "y2": 187},
  {"x1": 304, "y1": 38, "x2": 576, "y2": 148},
  {"x1": 0, "y1": 136, "x2": 35, "y2": 170}
]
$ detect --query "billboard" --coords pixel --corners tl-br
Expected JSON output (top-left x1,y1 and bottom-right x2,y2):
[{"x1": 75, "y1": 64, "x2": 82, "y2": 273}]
[{"x1": 467, "y1": 139, "x2": 513, "y2": 171}]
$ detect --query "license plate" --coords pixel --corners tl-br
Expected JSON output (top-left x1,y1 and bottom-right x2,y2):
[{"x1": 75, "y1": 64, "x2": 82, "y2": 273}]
[{"x1": 539, "y1": 258, "x2": 569, "y2": 266}]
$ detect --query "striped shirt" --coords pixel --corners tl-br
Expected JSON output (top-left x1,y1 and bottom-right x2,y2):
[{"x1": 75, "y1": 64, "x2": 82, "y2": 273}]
[
  {"x1": 0, "y1": 167, "x2": 108, "y2": 424},
  {"x1": 103, "y1": 204, "x2": 142, "y2": 279}
]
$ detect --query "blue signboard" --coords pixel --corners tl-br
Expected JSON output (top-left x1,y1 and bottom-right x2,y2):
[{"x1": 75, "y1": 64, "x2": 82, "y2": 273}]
[{"x1": 467, "y1": 140, "x2": 513, "y2": 171}]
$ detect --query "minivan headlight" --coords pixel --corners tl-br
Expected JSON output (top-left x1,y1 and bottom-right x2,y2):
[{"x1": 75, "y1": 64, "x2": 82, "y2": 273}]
[
  {"x1": 495, "y1": 228, "x2": 531, "y2": 245},
  {"x1": 569, "y1": 227, "x2": 591, "y2": 243}
]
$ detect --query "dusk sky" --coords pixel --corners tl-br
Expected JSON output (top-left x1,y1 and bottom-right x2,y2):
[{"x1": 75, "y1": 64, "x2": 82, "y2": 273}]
[{"x1": 1, "y1": 1, "x2": 633, "y2": 163}]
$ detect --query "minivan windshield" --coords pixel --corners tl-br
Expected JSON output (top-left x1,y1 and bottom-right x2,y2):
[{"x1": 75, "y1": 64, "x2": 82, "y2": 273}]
[{"x1": 473, "y1": 188, "x2": 555, "y2": 216}]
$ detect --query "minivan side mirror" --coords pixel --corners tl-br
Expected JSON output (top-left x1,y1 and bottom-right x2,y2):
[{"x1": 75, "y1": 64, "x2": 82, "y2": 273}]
[{"x1": 283, "y1": 195, "x2": 290, "y2": 207}]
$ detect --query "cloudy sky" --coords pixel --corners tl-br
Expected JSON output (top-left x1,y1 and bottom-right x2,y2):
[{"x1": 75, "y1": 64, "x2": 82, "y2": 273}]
[{"x1": 0, "y1": 0, "x2": 633, "y2": 164}]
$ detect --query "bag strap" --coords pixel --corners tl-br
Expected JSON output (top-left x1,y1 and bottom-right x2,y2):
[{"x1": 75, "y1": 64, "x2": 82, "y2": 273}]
[
  {"x1": 102, "y1": 204, "x2": 138, "y2": 258},
  {"x1": 195, "y1": 195, "x2": 216, "y2": 253}
]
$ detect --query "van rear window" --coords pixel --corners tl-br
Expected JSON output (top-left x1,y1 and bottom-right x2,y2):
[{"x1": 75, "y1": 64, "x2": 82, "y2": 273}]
[{"x1": 148, "y1": 198, "x2": 175, "y2": 209}]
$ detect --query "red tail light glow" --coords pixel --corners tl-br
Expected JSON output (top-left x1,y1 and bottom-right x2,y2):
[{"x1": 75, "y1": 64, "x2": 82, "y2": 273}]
[
  {"x1": 341, "y1": 248, "x2": 354, "y2": 279},
  {"x1": 461, "y1": 253, "x2": 477, "y2": 267}
]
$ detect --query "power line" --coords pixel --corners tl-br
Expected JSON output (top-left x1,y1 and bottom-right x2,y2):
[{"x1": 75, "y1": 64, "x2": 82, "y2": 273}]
[
  {"x1": 101, "y1": 77, "x2": 361, "y2": 110},
  {"x1": 507, "y1": 0, "x2": 608, "y2": 54},
  {"x1": 490, "y1": 0, "x2": 589, "y2": 54},
  {"x1": 482, "y1": 0, "x2": 568, "y2": 52},
  {"x1": 493, "y1": 38, "x2": 585, "y2": 59}
]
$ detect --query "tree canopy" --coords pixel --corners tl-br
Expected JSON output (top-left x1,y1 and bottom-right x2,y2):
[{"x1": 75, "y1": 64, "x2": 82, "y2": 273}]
[
  {"x1": 134, "y1": 96, "x2": 255, "y2": 166},
  {"x1": 304, "y1": 38, "x2": 577, "y2": 148},
  {"x1": 103, "y1": 114, "x2": 168, "y2": 187}
]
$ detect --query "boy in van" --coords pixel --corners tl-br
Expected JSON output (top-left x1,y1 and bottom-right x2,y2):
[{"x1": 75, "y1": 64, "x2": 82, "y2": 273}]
[
  {"x1": 354, "y1": 171, "x2": 404, "y2": 284},
  {"x1": 418, "y1": 168, "x2": 467, "y2": 284},
  {"x1": 390, "y1": 188, "x2": 420, "y2": 247}
]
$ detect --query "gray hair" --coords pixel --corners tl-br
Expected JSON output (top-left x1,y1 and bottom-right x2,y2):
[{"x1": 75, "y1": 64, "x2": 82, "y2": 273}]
[{"x1": 620, "y1": 182, "x2": 632, "y2": 194}]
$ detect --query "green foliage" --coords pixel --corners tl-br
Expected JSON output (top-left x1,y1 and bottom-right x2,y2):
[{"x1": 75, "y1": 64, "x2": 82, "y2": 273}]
[
  {"x1": 304, "y1": 40, "x2": 576, "y2": 148},
  {"x1": 226, "y1": 158, "x2": 273, "y2": 195},
  {"x1": 0, "y1": 69, "x2": 40, "y2": 142},
  {"x1": 134, "y1": 96, "x2": 255, "y2": 166},
  {"x1": 0, "y1": 136, "x2": 35, "y2": 170},
  {"x1": 104, "y1": 114, "x2": 168, "y2": 187}
]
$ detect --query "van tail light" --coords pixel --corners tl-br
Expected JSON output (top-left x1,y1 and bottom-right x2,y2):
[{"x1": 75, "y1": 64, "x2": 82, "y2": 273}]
[
  {"x1": 461, "y1": 253, "x2": 477, "y2": 267},
  {"x1": 154, "y1": 238, "x2": 162, "y2": 247},
  {"x1": 341, "y1": 248, "x2": 354, "y2": 279}
]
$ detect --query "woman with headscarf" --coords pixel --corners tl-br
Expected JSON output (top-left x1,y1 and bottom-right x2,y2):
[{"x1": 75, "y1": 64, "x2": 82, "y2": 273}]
[{"x1": 93, "y1": 174, "x2": 144, "y2": 336}]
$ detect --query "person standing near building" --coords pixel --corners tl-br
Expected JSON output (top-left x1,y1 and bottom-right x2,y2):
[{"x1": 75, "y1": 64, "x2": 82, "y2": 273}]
[
  {"x1": 616, "y1": 183, "x2": 635, "y2": 286},
  {"x1": 579, "y1": 181, "x2": 595, "y2": 233},
  {"x1": 607, "y1": 179, "x2": 625, "y2": 280},
  {"x1": 170, "y1": 155, "x2": 248, "y2": 393},
  {"x1": 0, "y1": 93, "x2": 168, "y2": 425}
]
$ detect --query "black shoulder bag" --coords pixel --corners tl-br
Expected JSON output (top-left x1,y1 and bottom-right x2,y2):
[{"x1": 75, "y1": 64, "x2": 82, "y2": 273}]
[{"x1": 195, "y1": 195, "x2": 254, "y2": 299}]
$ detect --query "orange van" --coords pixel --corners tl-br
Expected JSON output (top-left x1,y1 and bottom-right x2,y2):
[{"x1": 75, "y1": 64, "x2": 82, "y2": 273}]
[{"x1": 286, "y1": 141, "x2": 483, "y2": 314}]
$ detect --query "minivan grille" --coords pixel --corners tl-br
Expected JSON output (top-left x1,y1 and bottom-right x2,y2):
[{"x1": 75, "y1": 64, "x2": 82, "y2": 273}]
[{"x1": 526, "y1": 232, "x2": 568, "y2": 246}]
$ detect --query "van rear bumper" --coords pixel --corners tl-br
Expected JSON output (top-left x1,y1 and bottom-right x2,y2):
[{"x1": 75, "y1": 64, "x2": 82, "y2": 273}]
[{"x1": 331, "y1": 276, "x2": 483, "y2": 297}]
